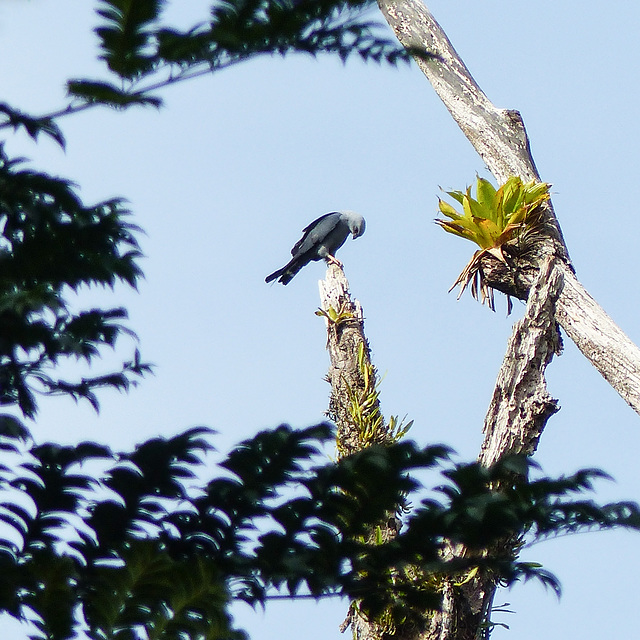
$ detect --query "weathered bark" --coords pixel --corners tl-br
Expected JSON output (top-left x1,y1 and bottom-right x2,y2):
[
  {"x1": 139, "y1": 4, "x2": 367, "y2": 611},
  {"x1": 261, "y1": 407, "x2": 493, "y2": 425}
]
[
  {"x1": 555, "y1": 268, "x2": 640, "y2": 412},
  {"x1": 478, "y1": 256, "x2": 563, "y2": 466},
  {"x1": 417, "y1": 258, "x2": 563, "y2": 640},
  {"x1": 376, "y1": 0, "x2": 567, "y2": 259},
  {"x1": 378, "y1": 0, "x2": 640, "y2": 418},
  {"x1": 372, "y1": 2, "x2": 640, "y2": 637},
  {"x1": 319, "y1": 264, "x2": 400, "y2": 640},
  {"x1": 475, "y1": 257, "x2": 640, "y2": 414},
  {"x1": 318, "y1": 263, "x2": 378, "y2": 458},
  {"x1": 319, "y1": 7, "x2": 640, "y2": 639},
  {"x1": 319, "y1": 263, "x2": 563, "y2": 640}
]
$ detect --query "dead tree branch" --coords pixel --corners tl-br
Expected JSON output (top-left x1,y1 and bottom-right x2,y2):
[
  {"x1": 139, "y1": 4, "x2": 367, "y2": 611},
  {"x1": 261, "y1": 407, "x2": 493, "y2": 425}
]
[
  {"x1": 478, "y1": 256, "x2": 563, "y2": 466},
  {"x1": 318, "y1": 264, "x2": 403, "y2": 640},
  {"x1": 373, "y1": 2, "x2": 638, "y2": 637},
  {"x1": 378, "y1": 0, "x2": 640, "y2": 417},
  {"x1": 318, "y1": 264, "x2": 379, "y2": 458},
  {"x1": 416, "y1": 258, "x2": 563, "y2": 640}
]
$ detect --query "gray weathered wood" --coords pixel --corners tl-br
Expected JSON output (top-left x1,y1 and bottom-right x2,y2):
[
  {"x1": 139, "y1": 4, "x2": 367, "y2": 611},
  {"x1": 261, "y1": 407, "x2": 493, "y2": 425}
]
[
  {"x1": 479, "y1": 256, "x2": 562, "y2": 466},
  {"x1": 375, "y1": 2, "x2": 640, "y2": 638},
  {"x1": 378, "y1": 0, "x2": 640, "y2": 418},
  {"x1": 555, "y1": 265, "x2": 640, "y2": 413},
  {"x1": 318, "y1": 264, "x2": 371, "y2": 457},
  {"x1": 421, "y1": 258, "x2": 564, "y2": 640},
  {"x1": 319, "y1": 265, "x2": 400, "y2": 640}
]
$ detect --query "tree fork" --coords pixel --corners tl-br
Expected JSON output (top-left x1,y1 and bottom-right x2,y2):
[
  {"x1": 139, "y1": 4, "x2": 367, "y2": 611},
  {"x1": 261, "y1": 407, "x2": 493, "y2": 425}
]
[
  {"x1": 378, "y1": 0, "x2": 640, "y2": 417},
  {"x1": 414, "y1": 258, "x2": 563, "y2": 640},
  {"x1": 374, "y1": 1, "x2": 640, "y2": 637}
]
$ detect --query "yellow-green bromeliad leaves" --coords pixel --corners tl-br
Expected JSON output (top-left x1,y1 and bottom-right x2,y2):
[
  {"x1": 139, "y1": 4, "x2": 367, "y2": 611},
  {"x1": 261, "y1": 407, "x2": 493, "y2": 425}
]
[
  {"x1": 436, "y1": 176, "x2": 551, "y2": 254},
  {"x1": 436, "y1": 175, "x2": 551, "y2": 311}
]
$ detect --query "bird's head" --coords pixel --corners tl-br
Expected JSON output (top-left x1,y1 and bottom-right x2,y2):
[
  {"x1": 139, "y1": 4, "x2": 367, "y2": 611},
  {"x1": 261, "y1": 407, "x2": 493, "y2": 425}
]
[{"x1": 343, "y1": 211, "x2": 366, "y2": 239}]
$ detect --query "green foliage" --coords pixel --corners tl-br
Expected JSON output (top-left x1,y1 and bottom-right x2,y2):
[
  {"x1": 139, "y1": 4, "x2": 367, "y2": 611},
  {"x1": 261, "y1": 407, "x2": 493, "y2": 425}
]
[
  {"x1": 0, "y1": 4, "x2": 638, "y2": 639},
  {"x1": 343, "y1": 341, "x2": 413, "y2": 451},
  {"x1": 315, "y1": 301, "x2": 355, "y2": 326},
  {"x1": 60, "y1": 0, "x2": 422, "y2": 113},
  {"x1": 436, "y1": 176, "x2": 551, "y2": 310},
  {"x1": 437, "y1": 176, "x2": 550, "y2": 257},
  {"x1": 96, "y1": 0, "x2": 166, "y2": 79},
  {"x1": 0, "y1": 419, "x2": 637, "y2": 638},
  {"x1": 0, "y1": 145, "x2": 149, "y2": 417}
]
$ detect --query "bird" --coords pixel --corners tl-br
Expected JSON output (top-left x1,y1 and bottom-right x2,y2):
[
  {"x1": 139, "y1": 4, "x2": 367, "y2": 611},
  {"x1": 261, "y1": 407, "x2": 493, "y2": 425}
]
[{"x1": 265, "y1": 210, "x2": 366, "y2": 285}]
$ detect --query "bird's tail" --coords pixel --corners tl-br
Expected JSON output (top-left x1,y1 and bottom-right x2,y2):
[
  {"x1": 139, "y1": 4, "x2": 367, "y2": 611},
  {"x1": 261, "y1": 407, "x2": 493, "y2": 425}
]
[{"x1": 265, "y1": 258, "x2": 303, "y2": 285}]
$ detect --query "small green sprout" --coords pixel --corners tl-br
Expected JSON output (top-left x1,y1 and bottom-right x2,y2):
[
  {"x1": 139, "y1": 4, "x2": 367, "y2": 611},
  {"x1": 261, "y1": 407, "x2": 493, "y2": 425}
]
[
  {"x1": 315, "y1": 302, "x2": 355, "y2": 326},
  {"x1": 342, "y1": 342, "x2": 413, "y2": 449}
]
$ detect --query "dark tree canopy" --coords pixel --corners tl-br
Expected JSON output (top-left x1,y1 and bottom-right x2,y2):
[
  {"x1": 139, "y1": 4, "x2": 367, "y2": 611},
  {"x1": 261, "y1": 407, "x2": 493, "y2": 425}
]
[
  {"x1": 1, "y1": 418, "x2": 637, "y2": 640},
  {"x1": 0, "y1": 145, "x2": 147, "y2": 417}
]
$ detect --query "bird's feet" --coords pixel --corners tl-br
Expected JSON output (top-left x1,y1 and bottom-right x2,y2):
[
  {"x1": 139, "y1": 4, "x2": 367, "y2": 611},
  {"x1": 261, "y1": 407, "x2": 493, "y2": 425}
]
[{"x1": 326, "y1": 254, "x2": 343, "y2": 268}]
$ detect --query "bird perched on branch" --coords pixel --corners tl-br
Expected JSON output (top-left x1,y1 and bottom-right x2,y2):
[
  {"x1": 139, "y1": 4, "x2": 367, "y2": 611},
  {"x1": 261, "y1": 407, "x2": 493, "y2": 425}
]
[{"x1": 265, "y1": 210, "x2": 366, "y2": 285}]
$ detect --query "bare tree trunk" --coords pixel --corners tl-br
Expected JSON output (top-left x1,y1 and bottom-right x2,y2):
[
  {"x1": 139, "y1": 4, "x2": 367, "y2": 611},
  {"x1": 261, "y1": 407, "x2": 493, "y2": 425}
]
[
  {"x1": 478, "y1": 256, "x2": 563, "y2": 467},
  {"x1": 320, "y1": 10, "x2": 640, "y2": 638},
  {"x1": 371, "y1": 1, "x2": 640, "y2": 637},
  {"x1": 415, "y1": 258, "x2": 563, "y2": 640},
  {"x1": 322, "y1": 257, "x2": 563, "y2": 640},
  {"x1": 318, "y1": 264, "x2": 375, "y2": 458},
  {"x1": 319, "y1": 264, "x2": 401, "y2": 640},
  {"x1": 378, "y1": 0, "x2": 640, "y2": 417}
]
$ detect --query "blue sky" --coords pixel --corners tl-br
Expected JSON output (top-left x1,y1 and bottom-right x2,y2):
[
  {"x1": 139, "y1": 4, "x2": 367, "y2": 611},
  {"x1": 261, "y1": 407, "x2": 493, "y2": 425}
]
[{"x1": 1, "y1": 1, "x2": 639, "y2": 638}]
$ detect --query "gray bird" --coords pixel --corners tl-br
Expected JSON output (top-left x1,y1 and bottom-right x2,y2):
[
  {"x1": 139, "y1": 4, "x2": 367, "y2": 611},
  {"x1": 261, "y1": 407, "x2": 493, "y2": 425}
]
[{"x1": 265, "y1": 210, "x2": 365, "y2": 285}]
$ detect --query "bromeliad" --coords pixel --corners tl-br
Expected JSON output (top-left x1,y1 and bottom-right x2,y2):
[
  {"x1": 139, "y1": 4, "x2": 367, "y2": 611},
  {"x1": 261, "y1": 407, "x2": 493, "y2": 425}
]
[{"x1": 436, "y1": 176, "x2": 551, "y2": 310}]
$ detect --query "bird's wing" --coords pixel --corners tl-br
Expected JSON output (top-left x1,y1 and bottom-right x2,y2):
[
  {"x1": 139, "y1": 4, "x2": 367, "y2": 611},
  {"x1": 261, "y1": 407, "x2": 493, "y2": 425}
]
[{"x1": 291, "y1": 212, "x2": 341, "y2": 257}]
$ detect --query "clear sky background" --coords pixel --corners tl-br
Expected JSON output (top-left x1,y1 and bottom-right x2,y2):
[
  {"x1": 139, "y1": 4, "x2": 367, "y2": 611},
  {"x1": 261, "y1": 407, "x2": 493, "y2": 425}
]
[{"x1": 1, "y1": 0, "x2": 639, "y2": 638}]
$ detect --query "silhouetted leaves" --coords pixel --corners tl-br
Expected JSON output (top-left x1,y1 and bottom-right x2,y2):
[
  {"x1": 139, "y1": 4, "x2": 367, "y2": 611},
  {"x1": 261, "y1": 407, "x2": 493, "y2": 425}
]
[
  {"x1": 206, "y1": 0, "x2": 413, "y2": 64},
  {"x1": 95, "y1": 0, "x2": 166, "y2": 79},
  {"x1": 61, "y1": 0, "x2": 427, "y2": 113},
  {"x1": 67, "y1": 80, "x2": 163, "y2": 108},
  {"x1": 0, "y1": 145, "x2": 149, "y2": 417},
  {"x1": 0, "y1": 419, "x2": 637, "y2": 638},
  {"x1": 0, "y1": 3, "x2": 636, "y2": 639},
  {"x1": 0, "y1": 103, "x2": 65, "y2": 148}
]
